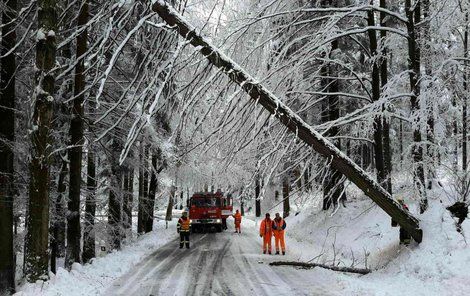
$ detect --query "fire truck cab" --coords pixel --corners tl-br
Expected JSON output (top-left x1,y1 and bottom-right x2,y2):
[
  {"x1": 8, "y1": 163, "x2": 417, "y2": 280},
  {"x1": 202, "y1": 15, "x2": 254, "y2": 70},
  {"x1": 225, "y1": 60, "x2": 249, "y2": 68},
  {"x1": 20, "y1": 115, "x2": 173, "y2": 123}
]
[{"x1": 189, "y1": 191, "x2": 233, "y2": 233}]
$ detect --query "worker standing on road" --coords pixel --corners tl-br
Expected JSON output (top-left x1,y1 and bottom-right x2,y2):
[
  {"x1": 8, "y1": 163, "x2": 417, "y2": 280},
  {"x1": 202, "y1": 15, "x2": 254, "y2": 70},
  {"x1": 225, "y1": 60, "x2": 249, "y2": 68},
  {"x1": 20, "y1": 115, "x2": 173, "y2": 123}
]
[
  {"x1": 259, "y1": 213, "x2": 273, "y2": 254},
  {"x1": 273, "y1": 213, "x2": 287, "y2": 255},
  {"x1": 177, "y1": 211, "x2": 191, "y2": 249},
  {"x1": 233, "y1": 209, "x2": 242, "y2": 233}
]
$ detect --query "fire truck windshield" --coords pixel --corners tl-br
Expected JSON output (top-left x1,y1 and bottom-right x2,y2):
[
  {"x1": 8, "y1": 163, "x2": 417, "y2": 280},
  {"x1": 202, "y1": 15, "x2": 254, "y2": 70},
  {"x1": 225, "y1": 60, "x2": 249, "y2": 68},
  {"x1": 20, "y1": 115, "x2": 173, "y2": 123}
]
[{"x1": 191, "y1": 197, "x2": 221, "y2": 207}]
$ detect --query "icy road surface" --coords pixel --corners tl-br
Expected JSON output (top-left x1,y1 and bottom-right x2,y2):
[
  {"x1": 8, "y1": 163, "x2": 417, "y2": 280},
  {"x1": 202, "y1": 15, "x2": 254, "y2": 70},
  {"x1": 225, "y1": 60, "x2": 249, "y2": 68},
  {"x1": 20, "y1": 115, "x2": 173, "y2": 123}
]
[{"x1": 105, "y1": 227, "x2": 345, "y2": 296}]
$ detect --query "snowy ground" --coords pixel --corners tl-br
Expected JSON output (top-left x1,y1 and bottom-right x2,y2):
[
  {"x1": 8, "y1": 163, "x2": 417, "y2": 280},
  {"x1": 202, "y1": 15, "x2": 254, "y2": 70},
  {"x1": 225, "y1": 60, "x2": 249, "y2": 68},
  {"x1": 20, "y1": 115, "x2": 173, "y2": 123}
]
[
  {"x1": 14, "y1": 196, "x2": 470, "y2": 296},
  {"x1": 15, "y1": 219, "x2": 176, "y2": 296}
]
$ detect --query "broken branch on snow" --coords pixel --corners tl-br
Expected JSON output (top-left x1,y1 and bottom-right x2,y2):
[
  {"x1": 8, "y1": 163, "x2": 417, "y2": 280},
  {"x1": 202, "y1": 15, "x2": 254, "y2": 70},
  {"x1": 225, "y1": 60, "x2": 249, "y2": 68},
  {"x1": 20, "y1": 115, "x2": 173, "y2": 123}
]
[{"x1": 269, "y1": 261, "x2": 371, "y2": 275}]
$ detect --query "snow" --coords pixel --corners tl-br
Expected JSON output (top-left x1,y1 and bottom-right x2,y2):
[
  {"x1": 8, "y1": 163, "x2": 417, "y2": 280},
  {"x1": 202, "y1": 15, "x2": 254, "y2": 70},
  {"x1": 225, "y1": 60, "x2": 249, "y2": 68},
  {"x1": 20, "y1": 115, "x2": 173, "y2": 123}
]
[
  {"x1": 14, "y1": 196, "x2": 470, "y2": 295},
  {"x1": 36, "y1": 29, "x2": 46, "y2": 41},
  {"x1": 281, "y1": 197, "x2": 470, "y2": 296},
  {"x1": 15, "y1": 219, "x2": 177, "y2": 296}
]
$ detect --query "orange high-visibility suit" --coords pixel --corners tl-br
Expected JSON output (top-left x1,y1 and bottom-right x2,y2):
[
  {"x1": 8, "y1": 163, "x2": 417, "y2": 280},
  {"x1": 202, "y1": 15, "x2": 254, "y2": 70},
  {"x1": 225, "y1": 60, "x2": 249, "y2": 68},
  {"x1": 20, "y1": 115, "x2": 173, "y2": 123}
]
[
  {"x1": 273, "y1": 218, "x2": 286, "y2": 253},
  {"x1": 259, "y1": 218, "x2": 273, "y2": 253},
  {"x1": 234, "y1": 212, "x2": 242, "y2": 233}
]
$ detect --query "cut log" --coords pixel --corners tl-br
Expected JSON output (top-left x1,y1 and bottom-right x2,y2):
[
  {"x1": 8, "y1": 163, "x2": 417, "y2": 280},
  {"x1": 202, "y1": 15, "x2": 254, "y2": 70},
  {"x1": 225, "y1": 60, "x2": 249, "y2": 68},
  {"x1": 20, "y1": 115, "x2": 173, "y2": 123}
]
[
  {"x1": 269, "y1": 261, "x2": 371, "y2": 275},
  {"x1": 151, "y1": 0, "x2": 423, "y2": 243}
]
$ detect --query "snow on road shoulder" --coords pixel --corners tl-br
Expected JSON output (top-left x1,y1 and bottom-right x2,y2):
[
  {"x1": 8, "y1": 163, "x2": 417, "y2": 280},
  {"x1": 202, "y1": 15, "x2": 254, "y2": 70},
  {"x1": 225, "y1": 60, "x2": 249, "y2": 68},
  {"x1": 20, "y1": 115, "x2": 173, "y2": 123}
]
[
  {"x1": 15, "y1": 220, "x2": 178, "y2": 296},
  {"x1": 281, "y1": 197, "x2": 470, "y2": 296}
]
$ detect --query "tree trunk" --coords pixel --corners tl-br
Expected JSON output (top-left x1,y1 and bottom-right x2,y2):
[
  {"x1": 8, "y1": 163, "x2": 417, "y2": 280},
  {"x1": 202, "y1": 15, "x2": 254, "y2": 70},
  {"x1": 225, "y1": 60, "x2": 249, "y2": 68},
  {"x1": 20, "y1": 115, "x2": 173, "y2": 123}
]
[
  {"x1": 25, "y1": 0, "x2": 57, "y2": 281},
  {"x1": 83, "y1": 147, "x2": 96, "y2": 263},
  {"x1": 269, "y1": 261, "x2": 371, "y2": 275},
  {"x1": 240, "y1": 187, "x2": 245, "y2": 216},
  {"x1": 0, "y1": 0, "x2": 16, "y2": 291},
  {"x1": 405, "y1": 0, "x2": 427, "y2": 213},
  {"x1": 146, "y1": 151, "x2": 159, "y2": 232},
  {"x1": 463, "y1": 11, "x2": 469, "y2": 171},
  {"x1": 151, "y1": 0, "x2": 423, "y2": 243},
  {"x1": 255, "y1": 177, "x2": 261, "y2": 217},
  {"x1": 138, "y1": 144, "x2": 144, "y2": 234},
  {"x1": 322, "y1": 38, "x2": 345, "y2": 210},
  {"x1": 122, "y1": 168, "x2": 133, "y2": 231},
  {"x1": 127, "y1": 170, "x2": 134, "y2": 227},
  {"x1": 166, "y1": 185, "x2": 175, "y2": 222},
  {"x1": 422, "y1": 0, "x2": 435, "y2": 189},
  {"x1": 50, "y1": 157, "x2": 67, "y2": 272},
  {"x1": 380, "y1": 0, "x2": 392, "y2": 194},
  {"x1": 66, "y1": 0, "x2": 89, "y2": 269},
  {"x1": 138, "y1": 144, "x2": 148, "y2": 234},
  {"x1": 108, "y1": 139, "x2": 122, "y2": 251},
  {"x1": 367, "y1": 6, "x2": 386, "y2": 190},
  {"x1": 282, "y1": 177, "x2": 290, "y2": 218}
]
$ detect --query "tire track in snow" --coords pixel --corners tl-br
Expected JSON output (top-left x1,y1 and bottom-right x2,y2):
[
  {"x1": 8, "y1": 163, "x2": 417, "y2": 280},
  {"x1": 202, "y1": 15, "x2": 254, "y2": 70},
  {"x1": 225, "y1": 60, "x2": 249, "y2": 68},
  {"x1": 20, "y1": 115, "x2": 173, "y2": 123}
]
[{"x1": 105, "y1": 224, "x2": 344, "y2": 296}]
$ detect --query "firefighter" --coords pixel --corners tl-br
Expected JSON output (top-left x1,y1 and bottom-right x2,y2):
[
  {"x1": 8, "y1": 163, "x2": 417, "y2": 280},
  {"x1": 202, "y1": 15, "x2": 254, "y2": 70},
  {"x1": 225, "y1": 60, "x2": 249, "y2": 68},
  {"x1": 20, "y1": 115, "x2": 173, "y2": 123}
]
[
  {"x1": 177, "y1": 211, "x2": 191, "y2": 249},
  {"x1": 272, "y1": 213, "x2": 286, "y2": 255},
  {"x1": 259, "y1": 213, "x2": 273, "y2": 254},
  {"x1": 233, "y1": 209, "x2": 242, "y2": 233},
  {"x1": 397, "y1": 197, "x2": 411, "y2": 245}
]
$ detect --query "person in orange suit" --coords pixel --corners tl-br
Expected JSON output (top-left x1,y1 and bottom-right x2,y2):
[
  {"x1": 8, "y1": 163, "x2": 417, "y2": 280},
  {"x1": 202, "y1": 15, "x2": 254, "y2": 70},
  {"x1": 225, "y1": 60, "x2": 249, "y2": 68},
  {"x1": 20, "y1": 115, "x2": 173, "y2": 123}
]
[
  {"x1": 272, "y1": 213, "x2": 287, "y2": 255},
  {"x1": 259, "y1": 213, "x2": 273, "y2": 254},
  {"x1": 233, "y1": 209, "x2": 242, "y2": 233}
]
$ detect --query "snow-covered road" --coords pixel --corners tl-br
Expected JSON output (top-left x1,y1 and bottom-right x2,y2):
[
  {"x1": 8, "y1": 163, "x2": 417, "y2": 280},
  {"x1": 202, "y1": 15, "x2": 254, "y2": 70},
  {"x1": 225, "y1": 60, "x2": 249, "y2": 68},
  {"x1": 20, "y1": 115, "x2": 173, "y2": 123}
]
[{"x1": 105, "y1": 225, "x2": 342, "y2": 296}]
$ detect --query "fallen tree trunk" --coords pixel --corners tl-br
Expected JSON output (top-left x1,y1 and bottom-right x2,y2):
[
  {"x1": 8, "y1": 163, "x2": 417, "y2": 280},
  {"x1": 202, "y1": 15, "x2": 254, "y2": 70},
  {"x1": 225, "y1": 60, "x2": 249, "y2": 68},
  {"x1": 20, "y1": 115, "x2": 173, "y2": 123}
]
[
  {"x1": 269, "y1": 261, "x2": 371, "y2": 275},
  {"x1": 151, "y1": 0, "x2": 423, "y2": 243}
]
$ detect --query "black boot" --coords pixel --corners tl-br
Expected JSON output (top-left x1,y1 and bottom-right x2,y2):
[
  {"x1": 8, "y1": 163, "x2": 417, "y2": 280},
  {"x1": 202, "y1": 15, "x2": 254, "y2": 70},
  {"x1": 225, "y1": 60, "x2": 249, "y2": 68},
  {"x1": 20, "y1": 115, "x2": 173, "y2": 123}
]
[
  {"x1": 282, "y1": 251, "x2": 285, "y2": 255},
  {"x1": 179, "y1": 244, "x2": 183, "y2": 249},
  {"x1": 275, "y1": 251, "x2": 280, "y2": 255},
  {"x1": 268, "y1": 251, "x2": 272, "y2": 255},
  {"x1": 263, "y1": 250, "x2": 266, "y2": 254}
]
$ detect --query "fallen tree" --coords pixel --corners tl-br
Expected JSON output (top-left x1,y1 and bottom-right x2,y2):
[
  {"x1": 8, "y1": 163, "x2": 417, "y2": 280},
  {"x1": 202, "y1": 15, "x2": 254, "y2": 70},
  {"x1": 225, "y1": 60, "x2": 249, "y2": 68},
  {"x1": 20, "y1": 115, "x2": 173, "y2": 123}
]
[
  {"x1": 151, "y1": 0, "x2": 423, "y2": 243},
  {"x1": 269, "y1": 261, "x2": 371, "y2": 275}
]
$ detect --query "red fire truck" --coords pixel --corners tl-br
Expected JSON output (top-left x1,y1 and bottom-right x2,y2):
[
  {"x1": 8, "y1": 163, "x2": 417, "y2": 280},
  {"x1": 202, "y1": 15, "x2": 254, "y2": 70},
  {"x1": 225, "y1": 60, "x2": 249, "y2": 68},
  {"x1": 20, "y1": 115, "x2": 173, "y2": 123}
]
[{"x1": 189, "y1": 191, "x2": 233, "y2": 233}]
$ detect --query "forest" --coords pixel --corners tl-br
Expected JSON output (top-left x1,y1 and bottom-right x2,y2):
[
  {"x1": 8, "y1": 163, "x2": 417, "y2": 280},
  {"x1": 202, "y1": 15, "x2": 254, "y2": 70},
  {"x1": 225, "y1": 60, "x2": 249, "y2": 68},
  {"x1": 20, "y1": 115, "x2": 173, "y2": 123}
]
[{"x1": 0, "y1": 0, "x2": 469, "y2": 295}]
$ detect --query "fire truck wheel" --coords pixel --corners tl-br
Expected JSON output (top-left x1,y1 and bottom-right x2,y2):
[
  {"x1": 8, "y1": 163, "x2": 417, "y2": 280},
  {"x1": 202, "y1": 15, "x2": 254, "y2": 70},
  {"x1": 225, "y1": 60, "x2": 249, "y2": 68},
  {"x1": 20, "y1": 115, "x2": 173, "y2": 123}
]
[{"x1": 216, "y1": 225, "x2": 223, "y2": 232}]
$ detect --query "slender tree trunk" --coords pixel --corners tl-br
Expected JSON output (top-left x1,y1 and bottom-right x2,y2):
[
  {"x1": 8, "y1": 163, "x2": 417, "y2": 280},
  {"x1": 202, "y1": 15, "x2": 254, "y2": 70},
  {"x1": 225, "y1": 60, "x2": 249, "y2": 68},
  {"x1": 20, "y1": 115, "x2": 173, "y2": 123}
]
[
  {"x1": 421, "y1": 0, "x2": 435, "y2": 188},
  {"x1": 146, "y1": 151, "x2": 159, "y2": 232},
  {"x1": 0, "y1": 0, "x2": 17, "y2": 291},
  {"x1": 282, "y1": 177, "x2": 290, "y2": 218},
  {"x1": 25, "y1": 0, "x2": 57, "y2": 281},
  {"x1": 122, "y1": 169, "x2": 131, "y2": 230},
  {"x1": 240, "y1": 187, "x2": 245, "y2": 216},
  {"x1": 406, "y1": 0, "x2": 427, "y2": 213},
  {"x1": 142, "y1": 146, "x2": 149, "y2": 226},
  {"x1": 380, "y1": 0, "x2": 392, "y2": 194},
  {"x1": 165, "y1": 185, "x2": 175, "y2": 223},
  {"x1": 399, "y1": 119, "x2": 404, "y2": 167},
  {"x1": 108, "y1": 137, "x2": 123, "y2": 250},
  {"x1": 323, "y1": 38, "x2": 345, "y2": 210},
  {"x1": 463, "y1": 11, "x2": 469, "y2": 171},
  {"x1": 82, "y1": 147, "x2": 96, "y2": 263},
  {"x1": 50, "y1": 157, "x2": 67, "y2": 272},
  {"x1": 66, "y1": 0, "x2": 89, "y2": 269},
  {"x1": 255, "y1": 176, "x2": 261, "y2": 217},
  {"x1": 138, "y1": 143, "x2": 144, "y2": 234},
  {"x1": 138, "y1": 144, "x2": 149, "y2": 233},
  {"x1": 127, "y1": 169, "x2": 134, "y2": 228},
  {"x1": 367, "y1": 6, "x2": 386, "y2": 189},
  {"x1": 82, "y1": 81, "x2": 96, "y2": 263}
]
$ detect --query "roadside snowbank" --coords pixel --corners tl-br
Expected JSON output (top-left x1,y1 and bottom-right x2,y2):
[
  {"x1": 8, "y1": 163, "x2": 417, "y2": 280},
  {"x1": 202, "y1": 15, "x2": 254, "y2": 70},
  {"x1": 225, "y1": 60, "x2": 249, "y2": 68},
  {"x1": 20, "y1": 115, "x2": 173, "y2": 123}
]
[
  {"x1": 280, "y1": 197, "x2": 470, "y2": 296},
  {"x1": 15, "y1": 219, "x2": 177, "y2": 296}
]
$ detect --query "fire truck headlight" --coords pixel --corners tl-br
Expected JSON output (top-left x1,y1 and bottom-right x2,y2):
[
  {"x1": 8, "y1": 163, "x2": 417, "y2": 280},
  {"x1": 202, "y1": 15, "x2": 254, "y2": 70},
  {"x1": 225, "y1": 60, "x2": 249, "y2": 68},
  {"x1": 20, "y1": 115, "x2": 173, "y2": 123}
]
[{"x1": 215, "y1": 219, "x2": 221, "y2": 223}]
